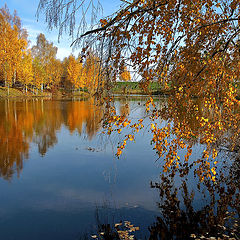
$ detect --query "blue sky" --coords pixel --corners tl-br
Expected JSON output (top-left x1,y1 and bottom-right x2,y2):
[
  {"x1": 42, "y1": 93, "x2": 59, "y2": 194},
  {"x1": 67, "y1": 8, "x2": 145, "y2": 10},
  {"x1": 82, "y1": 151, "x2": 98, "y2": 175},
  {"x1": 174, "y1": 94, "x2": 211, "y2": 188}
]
[{"x1": 3, "y1": 0, "x2": 121, "y2": 60}]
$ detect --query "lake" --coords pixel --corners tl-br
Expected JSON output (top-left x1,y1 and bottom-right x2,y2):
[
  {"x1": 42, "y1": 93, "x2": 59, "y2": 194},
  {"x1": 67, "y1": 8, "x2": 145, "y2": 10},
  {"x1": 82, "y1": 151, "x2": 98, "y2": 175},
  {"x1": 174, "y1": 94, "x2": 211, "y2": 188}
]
[{"x1": 0, "y1": 97, "x2": 239, "y2": 240}]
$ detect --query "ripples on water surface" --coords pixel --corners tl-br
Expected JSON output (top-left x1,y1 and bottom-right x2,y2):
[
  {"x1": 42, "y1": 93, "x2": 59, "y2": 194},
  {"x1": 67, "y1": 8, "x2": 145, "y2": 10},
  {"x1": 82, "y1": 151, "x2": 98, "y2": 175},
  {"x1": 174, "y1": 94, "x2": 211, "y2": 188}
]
[{"x1": 0, "y1": 97, "x2": 239, "y2": 240}]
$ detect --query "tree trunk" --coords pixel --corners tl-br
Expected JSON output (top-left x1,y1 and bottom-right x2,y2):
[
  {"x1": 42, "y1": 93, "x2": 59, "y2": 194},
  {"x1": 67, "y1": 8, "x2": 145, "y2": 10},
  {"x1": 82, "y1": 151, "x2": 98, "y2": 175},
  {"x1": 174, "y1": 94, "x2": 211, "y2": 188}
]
[{"x1": 13, "y1": 70, "x2": 16, "y2": 85}]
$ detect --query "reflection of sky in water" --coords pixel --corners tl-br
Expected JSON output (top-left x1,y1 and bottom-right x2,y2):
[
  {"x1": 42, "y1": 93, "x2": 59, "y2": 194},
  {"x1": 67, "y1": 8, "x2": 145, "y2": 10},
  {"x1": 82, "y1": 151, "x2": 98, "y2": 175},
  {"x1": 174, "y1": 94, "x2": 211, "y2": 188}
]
[{"x1": 0, "y1": 98, "x2": 238, "y2": 239}]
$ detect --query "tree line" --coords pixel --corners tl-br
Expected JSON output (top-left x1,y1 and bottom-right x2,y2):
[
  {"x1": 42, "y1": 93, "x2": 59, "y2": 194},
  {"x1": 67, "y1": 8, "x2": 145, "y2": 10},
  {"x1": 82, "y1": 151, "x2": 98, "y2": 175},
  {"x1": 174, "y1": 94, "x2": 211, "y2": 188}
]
[{"x1": 0, "y1": 5, "x2": 131, "y2": 96}]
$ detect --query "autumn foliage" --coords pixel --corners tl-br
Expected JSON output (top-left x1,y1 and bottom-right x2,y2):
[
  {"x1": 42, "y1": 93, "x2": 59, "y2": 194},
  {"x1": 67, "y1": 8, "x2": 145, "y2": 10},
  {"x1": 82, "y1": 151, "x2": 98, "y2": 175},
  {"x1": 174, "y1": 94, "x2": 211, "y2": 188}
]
[
  {"x1": 0, "y1": 5, "x2": 102, "y2": 95},
  {"x1": 61, "y1": 0, "x2": 239, "y2": 181},
  {"x1": 1, "y1": 1, "x2": 240, "y2": 181}
]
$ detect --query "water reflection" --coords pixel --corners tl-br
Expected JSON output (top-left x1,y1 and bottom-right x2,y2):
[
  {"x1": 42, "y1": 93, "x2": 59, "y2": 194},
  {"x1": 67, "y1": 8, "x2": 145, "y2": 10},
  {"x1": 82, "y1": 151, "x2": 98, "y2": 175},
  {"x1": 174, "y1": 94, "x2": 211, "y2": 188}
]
[
  {"x1": 0, "y1": 97, "x2": 239, "y2": 240},
  {"x1": 66, "y1": 99, "x2": 103, "y2": 139},
  {"x1": 0, "y1": 101, "x2": 30, "y2": 180},
  {"x1": 83, "y1": 150, "x2": 239, "y2": 239},
  {"x1": 0, "y1": 98, "x2": 104, "y2": 180},
  {"x1": 149, "y1": 159, "x2": 240, "y2": 239}
]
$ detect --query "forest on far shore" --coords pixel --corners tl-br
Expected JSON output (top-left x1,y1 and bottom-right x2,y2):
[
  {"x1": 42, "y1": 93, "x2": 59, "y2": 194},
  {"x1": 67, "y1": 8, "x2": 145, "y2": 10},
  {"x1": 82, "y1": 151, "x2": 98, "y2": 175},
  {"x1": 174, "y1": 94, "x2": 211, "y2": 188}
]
[{"x1": 0, "y1": 4, "x2": 131, "y2": 97}]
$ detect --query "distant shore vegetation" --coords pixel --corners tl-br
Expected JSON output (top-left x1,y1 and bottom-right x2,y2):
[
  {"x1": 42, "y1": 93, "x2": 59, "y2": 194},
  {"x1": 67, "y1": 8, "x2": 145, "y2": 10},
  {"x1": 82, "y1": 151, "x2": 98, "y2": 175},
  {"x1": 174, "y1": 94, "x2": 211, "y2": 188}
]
[{"x1": 0, "y1": 4, "x2": 134, "y2": 98}]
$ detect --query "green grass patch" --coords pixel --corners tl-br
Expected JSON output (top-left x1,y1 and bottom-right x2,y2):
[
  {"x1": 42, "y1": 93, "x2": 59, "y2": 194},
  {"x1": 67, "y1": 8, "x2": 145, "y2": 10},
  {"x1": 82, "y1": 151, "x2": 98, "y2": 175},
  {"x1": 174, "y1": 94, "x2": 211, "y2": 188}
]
[{"x1": 112, "y1": 81, "x2": 168, "y2": 95}]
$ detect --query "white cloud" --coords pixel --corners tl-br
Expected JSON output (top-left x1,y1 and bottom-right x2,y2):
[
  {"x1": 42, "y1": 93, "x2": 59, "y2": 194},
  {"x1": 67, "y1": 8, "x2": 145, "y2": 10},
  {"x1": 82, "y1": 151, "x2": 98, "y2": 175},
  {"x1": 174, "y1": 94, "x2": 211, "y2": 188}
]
[
  {"x1": 57, "y1": 47, "x2": 73, "y2": 60},
  {"x1": 24, "y1": 25, "x2": 41, "y2": 35},
  {"x1": 23, "y1": 24, "x2": 78, "y2": 60},
  {"x1": 23, "y1": 24, "x2": 41, "y2": 45},
  {"x1": 21, "y1": 18, "x2": 36, "y2": 24}
]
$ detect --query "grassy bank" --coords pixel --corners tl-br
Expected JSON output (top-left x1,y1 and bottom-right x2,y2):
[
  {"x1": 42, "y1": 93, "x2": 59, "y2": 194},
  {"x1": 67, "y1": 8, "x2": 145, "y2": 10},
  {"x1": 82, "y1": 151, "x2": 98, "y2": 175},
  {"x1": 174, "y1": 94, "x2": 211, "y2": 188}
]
[
  {"x1": 1, "y1": 84, "x2": 239, "y2": 99},
  {"x1": 113, "y1": 82, "x2": 240, "y2": 100},
  {"x1": 0, "y1": 87, "x2": 91, "y2": 99},
  {"x1": 112, "y1": 82, "x2": 170, "y2": 95},
  {"x1": 0, "y1": 87, "x2": 51, "y2": 98},
  {"x1": 58, "y1": 88, "x2": 90, "y2": 98}
]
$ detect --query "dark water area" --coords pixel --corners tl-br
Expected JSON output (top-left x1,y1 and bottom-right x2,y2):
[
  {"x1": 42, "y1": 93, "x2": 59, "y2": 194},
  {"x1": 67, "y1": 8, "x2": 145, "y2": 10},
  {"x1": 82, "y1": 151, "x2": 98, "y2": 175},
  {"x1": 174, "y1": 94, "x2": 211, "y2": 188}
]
[{"x1": 0, "y1": 97, "x2": 239, "y2": 240}]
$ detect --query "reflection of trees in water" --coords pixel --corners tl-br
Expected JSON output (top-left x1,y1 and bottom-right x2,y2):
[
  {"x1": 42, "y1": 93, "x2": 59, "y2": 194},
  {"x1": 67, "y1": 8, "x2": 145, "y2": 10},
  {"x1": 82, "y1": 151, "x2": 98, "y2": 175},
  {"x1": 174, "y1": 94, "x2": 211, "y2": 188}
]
[
  {"x1": 32, "y1": 100, "x2": 63, "y2": 156},
  {"x1": 145, "y1": 96, "x2": 240, "y2": 182},
  {"x1": 80, "y1": 153, "x2": 239, "y2": 239},
  {"x1": 66, "y1": 98, "x2": 103, "y2": 139},
  {"x1": 34, "y1": 132, "x2": 58, "y2": 156},
  {"x1": 0, "y1": 100, "x2": 30, "y2": 180},
  {"x1": 67, "y1": 101, "x2": 87, "y2": 135},
  {"x1": 144, "y1": 96, "x2": 240, "y2": 239},
  {"x1": 0, "y1": 97, "x2": 239, "y2": 238},
  {"x1": 0, "y1": 124, "x2": 29, "y2": 180},
  {"x1": 119, "y1": 97, "x2": 130, "y2": 117},
  {"x1": 148, "y1": 151, "x2": 239, "y2": 240},
  {"x1": 85, "y1": 105, "x2": 103, "y2": 140},
  {"x1": 77, "y1": 96, "x2": 239, "y2": 239},
  {"x1": 79, "y1": 202, "x2": 141, "y2": 240},
  {"x1": 0, "y1": 98, "x2": 104, "y2": 179}
]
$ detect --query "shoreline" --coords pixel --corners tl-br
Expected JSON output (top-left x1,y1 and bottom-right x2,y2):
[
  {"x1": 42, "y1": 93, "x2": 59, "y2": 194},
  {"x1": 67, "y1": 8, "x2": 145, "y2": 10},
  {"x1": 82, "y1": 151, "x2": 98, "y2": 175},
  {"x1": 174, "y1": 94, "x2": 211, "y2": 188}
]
[
  {"x1": 0, "y1": 87, "x2": 90, "y2": 99},
  {"x1": 1, "y1": 86, "x2": 239, "y2": 100}
]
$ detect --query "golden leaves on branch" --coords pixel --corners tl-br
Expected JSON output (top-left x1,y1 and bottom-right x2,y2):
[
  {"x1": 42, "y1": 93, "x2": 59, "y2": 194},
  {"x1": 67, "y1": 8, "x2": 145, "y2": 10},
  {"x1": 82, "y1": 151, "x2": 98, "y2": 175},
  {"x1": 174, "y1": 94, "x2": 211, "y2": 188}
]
[
  {"x1": 106, "y1": 89, "x2": 239, "y2": 182},
  {"x1": 100, "y1": 19, "x2": 108, "y2": 27}
]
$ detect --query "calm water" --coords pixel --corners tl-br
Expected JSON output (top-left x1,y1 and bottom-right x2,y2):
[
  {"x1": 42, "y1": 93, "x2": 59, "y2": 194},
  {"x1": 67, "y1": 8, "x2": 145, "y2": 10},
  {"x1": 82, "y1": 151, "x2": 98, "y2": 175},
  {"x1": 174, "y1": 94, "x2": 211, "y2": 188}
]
[{"x1": 0, "y1": 97, "x2": 239, "y2": 240}]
